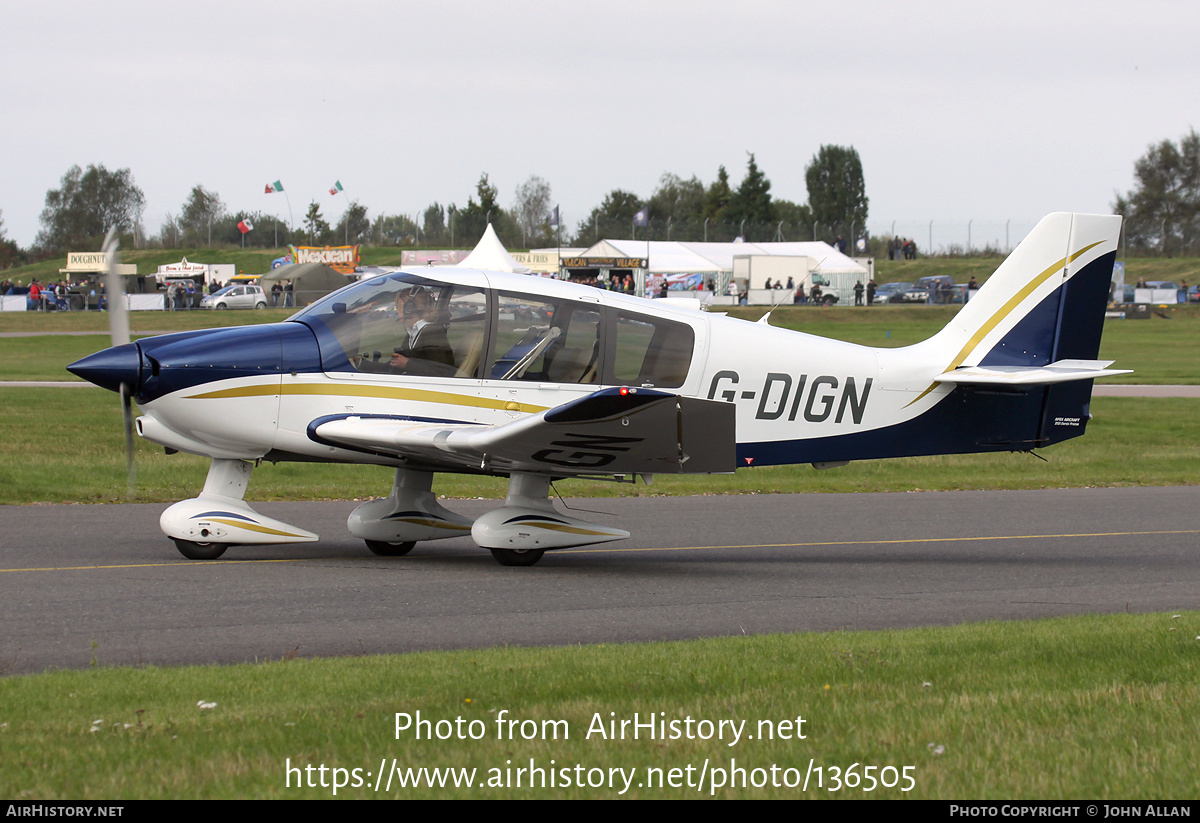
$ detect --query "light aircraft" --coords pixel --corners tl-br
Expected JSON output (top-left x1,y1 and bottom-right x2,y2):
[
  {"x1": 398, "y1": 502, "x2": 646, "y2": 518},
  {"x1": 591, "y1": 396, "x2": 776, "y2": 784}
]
[{"x1": 70, "y1": 213, "x2": 1128, "y2": 566}]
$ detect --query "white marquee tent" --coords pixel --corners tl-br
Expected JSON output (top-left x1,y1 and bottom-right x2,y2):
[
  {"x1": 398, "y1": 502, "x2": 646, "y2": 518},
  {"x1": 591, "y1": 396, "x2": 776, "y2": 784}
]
[{"x1": 457, "y1": 224, "x2": 533, "y2": 273}]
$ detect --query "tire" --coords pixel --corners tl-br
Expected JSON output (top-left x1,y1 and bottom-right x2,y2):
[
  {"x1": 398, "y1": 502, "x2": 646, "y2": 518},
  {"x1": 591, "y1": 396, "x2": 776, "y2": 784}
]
[
  {"x1": 365, "y1": 540, "x2": 415, "y2": 557},
  {"x1": 173, "y1": 539, "x2": 228, "y2": 560},
  {"x1": 215, "y1": 302, "x2": 227, "y2": 310},
  {"x1": 254, "y1": 301, "x2": 267, "y2": 310},
  {"x1": 489, "y1": 548, "x2": 545, "y2": 567}
]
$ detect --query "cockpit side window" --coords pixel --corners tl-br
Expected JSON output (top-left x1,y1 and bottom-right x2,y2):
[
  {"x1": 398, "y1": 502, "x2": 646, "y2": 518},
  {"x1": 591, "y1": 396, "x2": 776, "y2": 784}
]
[
  {"x1": 607, "y1": 311, "x2": 694, "y2": 388},
  {"x1": 487, "y1": 293, "x2": 603, "y2": 383}
]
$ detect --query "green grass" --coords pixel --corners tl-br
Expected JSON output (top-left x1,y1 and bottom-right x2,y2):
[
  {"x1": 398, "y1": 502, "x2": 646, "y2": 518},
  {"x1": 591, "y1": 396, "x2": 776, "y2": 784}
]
[
  {"x1": 0, "y1": 611, "x2": 1195, "y2": 799},
  {"x1": 0, "y1": 390, "x2": 1193, "y2": 505}
]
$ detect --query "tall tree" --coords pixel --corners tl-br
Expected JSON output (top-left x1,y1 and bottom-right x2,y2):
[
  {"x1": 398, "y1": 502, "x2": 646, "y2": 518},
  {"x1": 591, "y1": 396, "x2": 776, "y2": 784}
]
[
  {"x1": 773, "y1": 199, "x2": 814, "y2": 240},
  {"x1": 573, "y1": 189, "x2": 644, "y2": 244},
  {"x1": 36, "y1": 164, "x2": 145, "y2": 252},
  {"x1": 423, "y1": 203, "x2": 446, "y2": 244},
  {"x1": 512, "y1": 175, "x2": 554, "y2": 246},
  {"x1": 303, "y1": 201, "x2": 331, "y2": 245},
  {"x1": 0, "y1": 210, "x2": 21, "y2": 269},
  {"x1": 373, "y1": 213, "x2": 420, "y2": 246},
  {"x1": 703, "y1": 165, "x2": 732, "y2": 224},
  {"x1": 179, "y1": 185, "x2": 225, "y2": 247},
  {"x1": 158, "y1": 213, "x2": 180, "y2": 248},
  {"x1": 456, "y1": 173, "x2": 505, "y2": 245},
  {"x1": 648, "y1": 173, "x2": 706, "y2": 239},
  {"x1": 334, "y1": 201, "x2": 371, "y2": 245},
  {"x1": 1113, "y1": 129, "x2": 1200, "y2": 255},
  {"x1": 724, "y1": 153, "x2": 775, "y2": 238},
  {"x1": 805, "y1": 145, "x2": 869, "y2": 244}
]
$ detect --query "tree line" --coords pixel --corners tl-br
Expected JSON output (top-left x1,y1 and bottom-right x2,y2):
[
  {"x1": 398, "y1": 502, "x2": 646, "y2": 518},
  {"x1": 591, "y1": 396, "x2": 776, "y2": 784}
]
[
  {"x1": 7, "y1": 133, "x2": 1194, "y2": 268},
  {"x1": 1113, "y1": 128, "x2": 1200, "y2": 256},
  {"x1": 7, "y1": 148, "x2": 869, "y2": 263}
]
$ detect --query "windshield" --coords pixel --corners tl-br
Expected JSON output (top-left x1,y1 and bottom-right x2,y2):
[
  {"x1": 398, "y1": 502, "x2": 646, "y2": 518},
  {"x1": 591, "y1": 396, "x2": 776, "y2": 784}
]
[{"x1": 290, "y1": 270, "x2": 695, "y2": 388}]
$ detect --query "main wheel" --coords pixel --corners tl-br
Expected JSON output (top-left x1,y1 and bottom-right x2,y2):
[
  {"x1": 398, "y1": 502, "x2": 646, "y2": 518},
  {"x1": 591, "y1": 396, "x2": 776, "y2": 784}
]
[
  {"x1": 173, "y1": 539, "x2": 227, "y2": 560},
  {"x1": 365, "y1": 540, "x2": 415, "y2": 557},
  {"x1": 489, "y1": 548, "x2": 545, "y2": 567}
]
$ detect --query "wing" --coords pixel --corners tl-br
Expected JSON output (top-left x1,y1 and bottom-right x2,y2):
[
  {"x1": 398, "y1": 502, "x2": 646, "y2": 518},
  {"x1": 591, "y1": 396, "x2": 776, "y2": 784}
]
[{"x1": 312, "y1": 387, "x2": 736, "y2": 476}]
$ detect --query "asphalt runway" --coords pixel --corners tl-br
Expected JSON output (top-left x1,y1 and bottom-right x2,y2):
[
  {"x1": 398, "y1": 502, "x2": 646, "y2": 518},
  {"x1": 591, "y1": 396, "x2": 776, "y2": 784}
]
[{"x1": 1, "y1": 486, "x2": 1198, "y2": 674}]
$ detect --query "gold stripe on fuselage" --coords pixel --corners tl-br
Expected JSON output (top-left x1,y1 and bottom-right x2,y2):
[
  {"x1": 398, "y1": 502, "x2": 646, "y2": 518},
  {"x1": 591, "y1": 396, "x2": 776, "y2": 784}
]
[{"x1": 184, "y1": 382, "x2": 550, "y2": 415}]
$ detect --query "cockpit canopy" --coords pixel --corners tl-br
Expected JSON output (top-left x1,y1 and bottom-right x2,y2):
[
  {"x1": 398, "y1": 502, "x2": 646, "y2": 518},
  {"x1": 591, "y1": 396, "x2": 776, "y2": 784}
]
[{"x1": 290, "y1": 270, "x2": 696, "y2": 388}]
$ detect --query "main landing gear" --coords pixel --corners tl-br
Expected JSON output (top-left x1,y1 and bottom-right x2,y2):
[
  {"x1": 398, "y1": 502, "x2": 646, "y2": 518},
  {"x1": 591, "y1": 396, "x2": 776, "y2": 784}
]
[{"x1": 161, "y1": 464, "x2": 630, "y2": 567}]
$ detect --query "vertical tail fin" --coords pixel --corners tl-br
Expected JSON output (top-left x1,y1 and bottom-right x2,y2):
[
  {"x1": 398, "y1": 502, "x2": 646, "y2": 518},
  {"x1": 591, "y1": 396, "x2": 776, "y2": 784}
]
[
  {"x1": 923, "y1": 213, "x2": 1121, "y2": 371},
  {"x1": 903, "y1": 213, "x2": 1123, "y2": 449}
]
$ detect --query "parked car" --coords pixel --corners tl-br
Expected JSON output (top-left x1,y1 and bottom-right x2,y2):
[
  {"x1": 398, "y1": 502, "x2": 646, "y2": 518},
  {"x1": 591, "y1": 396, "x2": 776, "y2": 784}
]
[
  {"x1": 200, "y1": 284, "x2": 268, "y2": 310},
  {"x1": 901, "y1": 275, "x2": 959, "y2": 304},
  {"x1": 872, "y1": 282, "x2": 911, "y2": 304}
]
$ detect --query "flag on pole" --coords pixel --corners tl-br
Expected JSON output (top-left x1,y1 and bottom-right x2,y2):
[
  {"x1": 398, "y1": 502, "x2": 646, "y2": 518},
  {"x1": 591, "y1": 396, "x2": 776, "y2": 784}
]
[
  {"x1": 330, "y1": 180, "x2": 343, "y2": 196},
  {"x1": 238, "y1": 219, "x2": 254, "y2": 234},
  {"x1": 548, "y1": 205, "x2": 559, "y2": 229},
  {"x1": 266, "y1": 180, "x2": 284, "y2": 193},
  {"x1": 633, "y1": 207, "x2": 649, "y2": 227}
]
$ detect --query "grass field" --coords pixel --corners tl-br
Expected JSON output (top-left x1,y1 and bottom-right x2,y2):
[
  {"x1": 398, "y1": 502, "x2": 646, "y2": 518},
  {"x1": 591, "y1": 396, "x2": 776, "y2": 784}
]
[
  {"x1": 1, "y1": 611, "x2": 1196, "y2": 799},
  {"x1": 0, "y1": 390, "x2": 1195, "y2": 505}
]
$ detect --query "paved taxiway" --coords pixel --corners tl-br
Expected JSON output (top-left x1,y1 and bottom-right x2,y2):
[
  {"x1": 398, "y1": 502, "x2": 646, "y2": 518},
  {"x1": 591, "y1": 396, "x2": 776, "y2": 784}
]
[{"x1": 1, "y1": 486, "x2": 1198, "y2": 674}]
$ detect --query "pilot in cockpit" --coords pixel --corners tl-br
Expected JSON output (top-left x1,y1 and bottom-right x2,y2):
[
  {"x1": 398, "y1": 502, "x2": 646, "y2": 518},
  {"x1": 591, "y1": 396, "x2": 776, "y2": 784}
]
[{"x1": 389, "y1": 288, "x2": 456, "y2": 376}]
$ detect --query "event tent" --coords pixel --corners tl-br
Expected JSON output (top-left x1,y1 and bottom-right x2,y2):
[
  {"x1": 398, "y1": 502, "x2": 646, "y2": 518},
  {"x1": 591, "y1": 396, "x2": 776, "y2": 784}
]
[{"x1": 457, "y1": 224, "x2": 533, "y2": 273}]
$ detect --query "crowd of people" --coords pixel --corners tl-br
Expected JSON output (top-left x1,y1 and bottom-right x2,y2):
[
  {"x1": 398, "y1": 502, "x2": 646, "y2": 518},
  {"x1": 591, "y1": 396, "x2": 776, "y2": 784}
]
[
  {"x1": 1, "y1": 275, "x2": 243, "y2": 311},
  {"x1": 886, "y1": 237, "x2": 918, "y2": 260},
  {"x1": 3, "y1": 277, "x2": 103, "y2": 310}
]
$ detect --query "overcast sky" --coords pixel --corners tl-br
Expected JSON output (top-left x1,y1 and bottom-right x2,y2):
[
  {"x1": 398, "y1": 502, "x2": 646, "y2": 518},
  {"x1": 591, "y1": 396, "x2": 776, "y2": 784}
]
[{"x1": 1, "y1": 0, "x2": 1195, "y2": 251}]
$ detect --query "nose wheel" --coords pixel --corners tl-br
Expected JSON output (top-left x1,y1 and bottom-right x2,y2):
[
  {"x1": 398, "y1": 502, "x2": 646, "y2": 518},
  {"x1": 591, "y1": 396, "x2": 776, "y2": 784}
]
[
  {"x1": 365, "y1": 540, "x2": 416, "y2": 557},
  {"x1": 173, "y1": 539, "x2": 228, "y2": 560},
  {"x1": 489, "y1": 548, "x2": 545, "y2": 567}
]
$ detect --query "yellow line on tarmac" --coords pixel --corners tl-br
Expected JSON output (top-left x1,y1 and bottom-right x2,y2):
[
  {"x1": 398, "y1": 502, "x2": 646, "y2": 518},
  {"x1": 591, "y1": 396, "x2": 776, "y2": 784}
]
[
  {"x1": 0, "y1": 558, "x2": 318, "y2": 573},
  {"x1": 555, "y1": 528, "x2": 1200, "y2": 555},
  {"x1": 2, "y1": 528, "x2": 1197, "y2": 573}
]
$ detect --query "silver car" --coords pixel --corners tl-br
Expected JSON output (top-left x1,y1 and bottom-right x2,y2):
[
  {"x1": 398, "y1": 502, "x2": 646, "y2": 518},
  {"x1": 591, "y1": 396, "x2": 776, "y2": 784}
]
[{"x1": 200, "y1": 285, "x2": 268, "y2": 310}]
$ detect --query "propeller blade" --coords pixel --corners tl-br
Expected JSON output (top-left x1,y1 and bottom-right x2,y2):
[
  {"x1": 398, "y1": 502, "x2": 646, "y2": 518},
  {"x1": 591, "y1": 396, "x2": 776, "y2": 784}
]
[
  {"x1": 104, "y1": 229, "x2": 135, "y2": 496},
  {"x1": 120, "y1": 382, "x2": 137, "y2": 498},
  {"x1": 102, "y1": 228, "x2": 130, "y2": 348}
]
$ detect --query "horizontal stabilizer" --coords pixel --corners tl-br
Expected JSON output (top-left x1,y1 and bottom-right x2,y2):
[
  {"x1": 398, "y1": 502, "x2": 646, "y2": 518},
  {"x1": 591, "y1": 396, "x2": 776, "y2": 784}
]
[
  {"x1": 935, "y1": 359, "x2": 1132, "y2": 386},
  {"x1": 314, "y1": 387, "x2": 736, "y2": 475}
]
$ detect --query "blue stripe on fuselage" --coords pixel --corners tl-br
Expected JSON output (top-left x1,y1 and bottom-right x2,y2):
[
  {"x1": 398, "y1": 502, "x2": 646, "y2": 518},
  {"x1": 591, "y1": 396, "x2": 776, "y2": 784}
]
[{"x1": 134, "y1": 322, "x2": 322, "y2": 403}]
